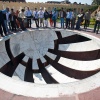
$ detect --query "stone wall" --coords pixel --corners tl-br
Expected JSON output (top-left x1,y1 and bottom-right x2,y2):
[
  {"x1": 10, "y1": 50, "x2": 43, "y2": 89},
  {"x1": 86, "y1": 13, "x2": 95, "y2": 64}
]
[
  {"x1": 0, "y1": 0, "x2": 25, "y2": 2},
  {"x1": 0, "y1": 1, "x2": 91, "y2": 12}
]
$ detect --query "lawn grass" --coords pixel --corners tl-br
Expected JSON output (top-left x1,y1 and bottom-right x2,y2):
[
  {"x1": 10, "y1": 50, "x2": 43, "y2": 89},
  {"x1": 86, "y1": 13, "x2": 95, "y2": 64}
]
[{"x1": 89, "y1": 24, "x2": 94, "y2": 28}]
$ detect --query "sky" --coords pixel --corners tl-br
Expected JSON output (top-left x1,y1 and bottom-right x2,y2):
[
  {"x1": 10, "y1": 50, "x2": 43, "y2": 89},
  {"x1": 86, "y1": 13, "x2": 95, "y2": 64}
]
[{"x1": 26, "y1": 0, "x2": 92, "y2": 5}]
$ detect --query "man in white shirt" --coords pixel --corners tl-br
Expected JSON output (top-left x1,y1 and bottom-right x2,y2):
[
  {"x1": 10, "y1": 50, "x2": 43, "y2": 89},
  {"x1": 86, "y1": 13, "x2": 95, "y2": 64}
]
[
  {"x1": 93, "y1": 9, "x2": 100, "y2": 33},
  {"x1": 25, "y1": 7, "x2": 32, "y2": 28},
  {"x1": 33, "y1": 8, "x2": 39, "y2": 28},
  {"x1": 38, "y1": 7, "x2": 44, "y2": 27},
  {"x1": 18, "y1": 9, "x2": 26, "y2": 30}
]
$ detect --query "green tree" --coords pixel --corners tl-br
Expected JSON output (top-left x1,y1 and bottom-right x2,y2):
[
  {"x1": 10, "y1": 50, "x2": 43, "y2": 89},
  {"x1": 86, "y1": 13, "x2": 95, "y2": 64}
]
[{"x1": 92, "y1": 0, "x2": 100, "y2": 5}]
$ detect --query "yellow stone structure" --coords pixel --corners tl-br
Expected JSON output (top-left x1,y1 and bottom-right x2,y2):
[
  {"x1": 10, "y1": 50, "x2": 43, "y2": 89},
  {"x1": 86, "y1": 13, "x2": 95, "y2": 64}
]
[{"x1": 0, "y1": 1, "x2": 91, "y2": 12}]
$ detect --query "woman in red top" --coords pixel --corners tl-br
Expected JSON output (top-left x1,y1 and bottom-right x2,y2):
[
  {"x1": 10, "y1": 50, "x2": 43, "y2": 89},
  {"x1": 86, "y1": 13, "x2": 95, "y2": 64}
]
[{"x1": 49, "y1": 11, "x2": 53, "y2": 27}]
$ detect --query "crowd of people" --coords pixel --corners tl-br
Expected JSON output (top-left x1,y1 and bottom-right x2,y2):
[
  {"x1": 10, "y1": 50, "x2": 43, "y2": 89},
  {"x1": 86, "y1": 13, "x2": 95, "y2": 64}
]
[{"x1": 0, "y1": 7, "x2": 100, "y2": 37}]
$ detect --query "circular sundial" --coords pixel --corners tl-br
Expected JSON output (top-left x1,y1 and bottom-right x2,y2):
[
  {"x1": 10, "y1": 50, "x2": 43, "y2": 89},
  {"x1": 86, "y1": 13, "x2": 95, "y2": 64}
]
[{"x1": 0, "y1": 29, "x2": 100, "y2": 99}]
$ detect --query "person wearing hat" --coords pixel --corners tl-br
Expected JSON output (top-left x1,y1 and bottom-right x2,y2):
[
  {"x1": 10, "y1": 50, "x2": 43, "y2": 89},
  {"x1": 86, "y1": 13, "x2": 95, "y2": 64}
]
[{"x1": 38, "y1": 7, "x2": 44, "y2": 27}]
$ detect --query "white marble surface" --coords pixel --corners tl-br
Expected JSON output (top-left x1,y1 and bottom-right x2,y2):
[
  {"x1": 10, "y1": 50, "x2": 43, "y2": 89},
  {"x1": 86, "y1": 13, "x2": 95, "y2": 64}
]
[
  {"x1": 39, "y1": 55, "x2": 46, "y2": 63},
  {"x1": 22, "y1": 56, "x2": 29, "y2": 62},
  {"x1": 14, "y1": 64, "x2": 26, "y2": 81},
  {"x1": 10, "y1": 30, "x2": 56, "y2": 61},
  {"x1": 32, "y1": 60, "x2": 39, "y2": 70},
  {"x1": 50, "y1": 30, "x2": 58, "y2": 40},
  {"x1": 0, "y1": 72, "x2": 100, "y2": 97},
  {"x1": 0, "y1": 29, "x2": 100, "y2": 98},
  {"x1": 46, "y1": 52, "x2": 57, "y2": 60},
  {"x1": 12, "y1": 72, "x2": 22, "y2": 81},
  {"x1": 59, "y1": 40, "x2": 100, "y2": 51},
  {"x1": 59, "y1": 30, "x2": 76, "y2": 38},
  {"x1": 58, "y1": 57, "x2": 100, "y2": 71},
  {"x1": 46, "y1": 65, "x2": 78, "y2": 83},
  {"x1": 0, "y1": 41, "x2": 10, "y2": 68},
  {"x1": 33, "y1": 73, "x2": 46, "y2": 84}
]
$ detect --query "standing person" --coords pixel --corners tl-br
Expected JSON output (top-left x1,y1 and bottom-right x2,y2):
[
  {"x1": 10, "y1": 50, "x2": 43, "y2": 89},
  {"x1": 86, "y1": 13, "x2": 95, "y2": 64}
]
[
  {"x1": 44, "y1": 8, "x2": 49, "y2": 28},
  {"x1": 59, "y1": 8, "x2": 66, "y2": 28},
  {"x1": 49, "y1": 11, "x2": 53, "y2": 27},
  {"x1": 70, "y1": 9, "x2": 77, "y2": 29},
  {"x1": 66, "y1": 9, "x2": 72, "y2": 29},
  {"x1": 33, "y1": 8, "x2": 39, "y2": 28},
  {"x1": 3, "y1": 12, "x2": 8, "y2": 33},
  {"x1": 38, "y1": 7, "x2": 44, "y2": 27},
  {"x1": 0, "y1": 10, "x2": 7, "y2": 37},
  {"x1": 93, "y1": 9, "x2": 100, "y2": 33},
  {"x1": 18, "y1": 9, "x2": 26, "y2": 30},
  {"x1": 84, "y1": 9, "x2": 91, "y2": 29},
  {"x1": 15, "y1": 10, "x2": 20, "y2": 29},
  {"x1": 25, "y1": 7, "x2": 32, "y2": 28},
  {"x1": 52, "y1": 8, "x2": 58, "y2": 28},
  {"x1": 3, "y1": 7, "x2": 10, "y2": 33},
  {"x1": 9, "y1": 9, "x2": 17, "y2": 31},
  {"x1": 6, "y1": 7, "x2": 11, "y2": 31},
  {"x1": 75, "y1": 9, "x2": 84, "y2": 30}
]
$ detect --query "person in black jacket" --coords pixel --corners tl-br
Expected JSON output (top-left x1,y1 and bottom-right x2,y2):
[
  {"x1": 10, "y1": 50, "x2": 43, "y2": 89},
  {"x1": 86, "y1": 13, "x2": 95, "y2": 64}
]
[
  {"x1": 0, "y1": 10, "x2": 7, "y2": 37},
  {"x1": 44, "y1": 9, "x2": 49, "y2": 27}
]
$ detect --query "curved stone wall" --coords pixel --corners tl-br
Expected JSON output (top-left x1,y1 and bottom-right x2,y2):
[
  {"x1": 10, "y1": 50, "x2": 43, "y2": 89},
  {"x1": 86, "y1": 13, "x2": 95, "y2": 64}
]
[{"x1": 0, "y1": 29, "x2": 100, "y2": 99}]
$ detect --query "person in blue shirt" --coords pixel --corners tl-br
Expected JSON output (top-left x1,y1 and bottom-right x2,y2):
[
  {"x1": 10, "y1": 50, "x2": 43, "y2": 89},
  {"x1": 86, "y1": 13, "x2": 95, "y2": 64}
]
[
  {"x1": 0, "y1": 9, "x2": 7, "y2": 37},
  {"x1": 66, "y1": 9, "x2": 72, "y2": 28},
  {"x1": 52, "y1": 8, "x2": 58, "y2": 28}
]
